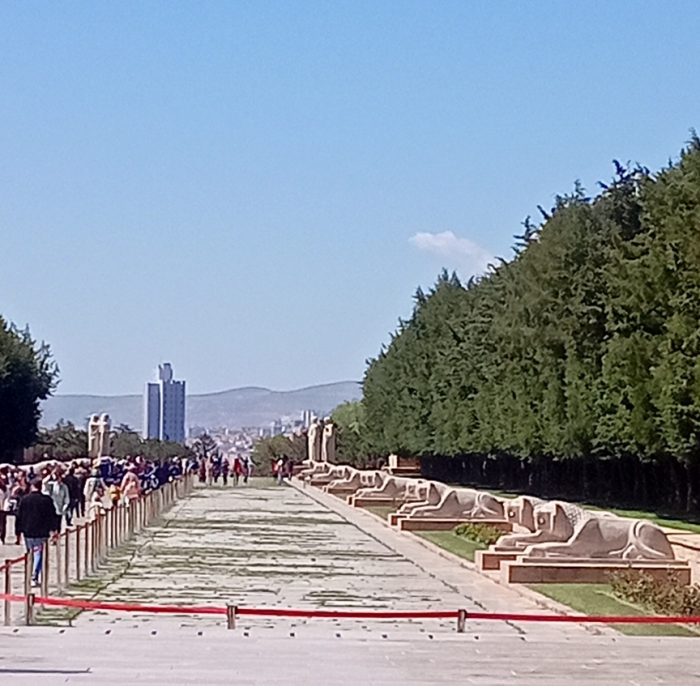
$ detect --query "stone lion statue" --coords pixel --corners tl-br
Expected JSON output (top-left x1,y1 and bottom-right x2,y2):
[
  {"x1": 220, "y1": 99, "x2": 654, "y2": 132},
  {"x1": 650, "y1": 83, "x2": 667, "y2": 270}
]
[
  {"x1": 497, "y1": 500, "x2": 587, "y2": 551},
  {"x1": 325, "y1": 469, "x2": 385, "y2": 492},
  {"x1": 354, "y1": 475, "x2": 415, "y2": 500},
  {"x1": 309, "y1": 464, "x2": 353, "y2": 486},
  {"x1": 503, "y1": 495, "x2": 546, "y2": 532},
  {"x1": 497, "y1": 500, "x2": 675, "y2": 560},
  {"x1": 523, "y1": 501, "x2": 675, "y2": 560},
  {"x1": 297, "y1": 460, "x2": 331, "y2": 479},
  {"x1": 408, "y1": 487, "x2": 505, "y2": 520},
  {"x1": 395, "y1": 481, "x2": 450, "y2": 517}
]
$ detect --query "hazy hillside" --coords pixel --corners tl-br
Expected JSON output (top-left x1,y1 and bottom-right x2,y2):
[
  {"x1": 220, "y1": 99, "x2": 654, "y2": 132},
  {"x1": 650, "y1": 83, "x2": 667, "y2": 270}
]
[{"x1": 40, "y1": 381, "x2": 361, "y2": 430}]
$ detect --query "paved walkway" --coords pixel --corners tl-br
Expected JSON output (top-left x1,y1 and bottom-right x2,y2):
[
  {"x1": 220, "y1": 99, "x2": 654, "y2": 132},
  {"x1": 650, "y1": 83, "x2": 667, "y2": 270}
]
[
  {"x1": 55, "y1": 481, "x2": 537, "y2": 635},
  {"x1": 3, "y1": 481, "x2": 700, "y2": 684}
]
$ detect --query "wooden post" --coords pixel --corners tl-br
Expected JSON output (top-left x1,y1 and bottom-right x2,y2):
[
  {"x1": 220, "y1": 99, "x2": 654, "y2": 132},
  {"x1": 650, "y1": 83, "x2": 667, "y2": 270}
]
[
  {"x1": 23, "y1": 550, "x2": 31, "y2": 599},
  {"x1": 93, "y1": 517, "x2": 99, "y2": 566},
  {"x1": 56, "y1": 535, "x2": 63, "y2": 589},
  {"x1": 25, "y1": 593, "x2": 35, "y2": 626},
  {"x1": 457, "y1": 608, "x2": 467, "y2": 633},
  {"x1": 90, "y1": 521, "x2": 96, "y2": 573},
  {"x1": 40, "y1": 541, "x2": 49, "y2": 600},
  {"x1": 76, "y1": 526, "x2": 82, "y2": 581},
  {"x1": 4, "y1": 560, "x2": 11, "y2": 626},
  {"x1": 83, "y1": 523, "x2": 89, "y2": 576},
  {"x1": 226, "y1": 605, "x2": 236, "y2": 630},
  {"x1": 64, "y1": 529, "x2": 70, "y2": 586}
]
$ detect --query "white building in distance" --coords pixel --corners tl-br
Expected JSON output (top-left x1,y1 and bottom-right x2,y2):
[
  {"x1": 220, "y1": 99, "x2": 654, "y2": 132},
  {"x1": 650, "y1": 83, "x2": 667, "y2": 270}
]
[{"x1": 143, "y1": 363, "x2": 186, "y2": 443}]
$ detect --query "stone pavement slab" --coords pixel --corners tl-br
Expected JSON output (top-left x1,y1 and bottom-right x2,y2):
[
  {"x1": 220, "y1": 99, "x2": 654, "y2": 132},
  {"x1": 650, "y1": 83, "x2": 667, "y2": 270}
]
[{"x1": 1, "y1": 625, "x2": 699, "y2": 685}]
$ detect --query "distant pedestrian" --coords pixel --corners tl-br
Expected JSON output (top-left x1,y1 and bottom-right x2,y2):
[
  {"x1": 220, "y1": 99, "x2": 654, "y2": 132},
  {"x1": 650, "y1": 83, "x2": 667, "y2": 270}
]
[
  {"x1": 0, "y1": 478, "x2": 9, "y2": 544},
  {"x1": 232, "y1": 456, "x2": 243, "y2": 486},
  {"x1": 242, "y1": 456, "x2": 252, "y2": 484},
  {"x1": 83, "y1": 469, "x2": 106, "y2": 505},
  {"x1": 75, "y1": 467, "x2": 87, "y2": 518},
  {"x1": 120, "y1": 466, "x2": 141, "y2": 503},
  {"x1": 43, "y1": 467, "x2": 70, "y2": 531},
  {"x1": 63, "y1": 467, "x2": 81, "y2": 525},
  {"x1": 87, "y1": 486, "x2": 106, "y2": 521},
  {"x1": 221, "y1": 458, "x2": 229, "y2": 486},
  {"x1": 15, "y1": 478, "x2": 59, "y2": 586},
  {"x1": 275, "y1": 457, "x2": 285, "y2": 485}
]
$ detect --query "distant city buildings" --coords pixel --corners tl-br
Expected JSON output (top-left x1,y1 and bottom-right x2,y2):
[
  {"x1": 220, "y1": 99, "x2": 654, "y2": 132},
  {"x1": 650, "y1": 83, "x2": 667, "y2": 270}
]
[{"x1": 143, "y1": 363, "x2": 186, "y2": 443}]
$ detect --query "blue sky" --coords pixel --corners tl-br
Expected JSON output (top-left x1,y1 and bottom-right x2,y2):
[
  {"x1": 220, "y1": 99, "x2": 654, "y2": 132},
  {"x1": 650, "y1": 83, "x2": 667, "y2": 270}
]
[{"x1": 2, "y1": 1, "x2": 699, "y2": 395}]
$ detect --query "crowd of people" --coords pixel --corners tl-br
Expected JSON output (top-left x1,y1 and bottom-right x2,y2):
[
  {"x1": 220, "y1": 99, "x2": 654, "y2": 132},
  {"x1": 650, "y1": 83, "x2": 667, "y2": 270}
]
[
  {"x1": 197, "y1": 454, "x2": 253, "y2": 486},
  {"x1": 0, "y1": 455, "x2": 194, "y2": 586}
]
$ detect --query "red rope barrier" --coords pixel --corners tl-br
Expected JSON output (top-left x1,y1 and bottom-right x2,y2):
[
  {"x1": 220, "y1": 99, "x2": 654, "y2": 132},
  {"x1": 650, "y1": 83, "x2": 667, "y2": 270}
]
[
  {"x1": 33, "y1": 596, "x2": 226, "y2": 615},
  {"x1": 2, "y1": 592, "x2": 700, "y2": 624},
  {"x1": 236, "y1": 608, "x2": 457, "y2": 619},
  {"x1": 465, "y1": 610, "x2": 700, "y2": 624},
  {"x1": 5, "y1": 554, "x2": 27, "y2": 566}
]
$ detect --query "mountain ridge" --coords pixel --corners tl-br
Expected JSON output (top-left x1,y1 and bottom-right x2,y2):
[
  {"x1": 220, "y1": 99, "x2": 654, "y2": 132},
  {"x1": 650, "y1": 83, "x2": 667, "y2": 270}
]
[{"x1": 40, "y1": 381, "x2": 361, "y2": 430}]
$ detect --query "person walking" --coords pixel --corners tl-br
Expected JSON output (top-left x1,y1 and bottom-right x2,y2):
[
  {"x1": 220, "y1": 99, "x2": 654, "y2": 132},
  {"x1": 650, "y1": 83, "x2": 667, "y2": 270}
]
[
  {"x1": 63, "y1": 467, "x2": 81, "y2": 526},
  {"x1": 43, "y1": 467, "x2": 70, "y2": 532},
  {"x1": 83, "y1": 468, "x2": 106, "y2": 504},
  {"x1": 8, "y1": 476, "x2": 28, "y2": 544},
  {"x1": 221, "y1": 457, "x2": 229, "y2": 486},
  {"x1": 120, "y1": 466, "x2": 141, "y2": 503},
  {"x1": 275, "y1": 456, "x2": 285, "y2": 485},
  {"x1": 242, "y1": 455, "x2": 252, "y2": 484},
  {"x1": 205, "y1": 458, "x2": 213, "y2": 487},
  {"x1": 15, "y1": 478, "x2": 59, "y2": 586},
  {"x1": 232, "y1": 456, "x2": 243, "y2": 486},
  {"x1": 0, "y1": 478, "x2": 9, "y2": 544},
  {"x1": 75, "y1": 467, "x2": 87, "y2": 518}
]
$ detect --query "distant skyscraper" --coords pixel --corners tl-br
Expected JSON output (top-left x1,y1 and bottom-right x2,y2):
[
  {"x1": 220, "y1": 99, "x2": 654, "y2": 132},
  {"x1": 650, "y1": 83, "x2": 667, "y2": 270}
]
[
  {"x1": 144, "y1": 363, "x2": 186, "y2": 443},
  {"x1": 301, "y1": 410, "x2": 314, "y2": 429}
]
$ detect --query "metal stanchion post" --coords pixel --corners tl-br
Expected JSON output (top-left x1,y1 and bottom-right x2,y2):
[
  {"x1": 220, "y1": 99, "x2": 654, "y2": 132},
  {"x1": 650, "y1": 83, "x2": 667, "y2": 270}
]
[
  {"x1": 226, "y1": 605, "x2": 237, "y2": 630},
  {"x1": 4, "y1": 560, "x2": 11, "y2": 626},
  {"x1": 457, "y1": 609, "x2": 467, "y2": 633}
]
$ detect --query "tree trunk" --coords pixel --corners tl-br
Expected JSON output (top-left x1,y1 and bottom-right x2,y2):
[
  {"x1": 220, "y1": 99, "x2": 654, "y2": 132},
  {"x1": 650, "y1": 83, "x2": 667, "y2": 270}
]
[{"x1": 685, "y1": 460, "x2": 696, "y2": 514}]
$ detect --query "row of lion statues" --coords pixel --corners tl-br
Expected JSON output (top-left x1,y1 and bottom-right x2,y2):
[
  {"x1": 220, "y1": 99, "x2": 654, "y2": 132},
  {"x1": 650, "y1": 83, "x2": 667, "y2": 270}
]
[{"x1": 297, "y1": 462, "x2": 677, "y2": 562}]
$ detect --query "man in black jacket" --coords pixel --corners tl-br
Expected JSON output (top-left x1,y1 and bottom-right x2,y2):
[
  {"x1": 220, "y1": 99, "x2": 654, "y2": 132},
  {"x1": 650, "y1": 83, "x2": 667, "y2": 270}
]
[{"x1": 15, "y1": 478, "x2": 59, "y2": 586}]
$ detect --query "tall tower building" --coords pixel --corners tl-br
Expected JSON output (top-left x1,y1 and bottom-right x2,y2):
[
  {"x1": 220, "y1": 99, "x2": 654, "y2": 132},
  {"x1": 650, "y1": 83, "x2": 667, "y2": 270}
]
[{"x1": 144, "y1": 363, "x2": 186, "y2": 443}]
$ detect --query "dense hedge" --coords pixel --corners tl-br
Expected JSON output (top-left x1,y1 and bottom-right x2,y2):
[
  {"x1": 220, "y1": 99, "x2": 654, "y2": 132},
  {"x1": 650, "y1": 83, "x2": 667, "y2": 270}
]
[
  {"x1": 362, "y1": 138, "x2": 700, "y2": 512},
  {"x1": 611, "y1": 571, "x2": 700, "y2": 616}
]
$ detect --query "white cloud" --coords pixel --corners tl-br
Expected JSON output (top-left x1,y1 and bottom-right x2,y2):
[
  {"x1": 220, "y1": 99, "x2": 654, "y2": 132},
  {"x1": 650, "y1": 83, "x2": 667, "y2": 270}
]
[{"x1": 409, "y1": 231, "x2": 493, "y2": 276}]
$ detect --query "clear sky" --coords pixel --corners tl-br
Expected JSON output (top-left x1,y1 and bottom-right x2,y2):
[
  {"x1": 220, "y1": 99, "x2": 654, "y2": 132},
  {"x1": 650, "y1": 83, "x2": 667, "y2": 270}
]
[{"x1": 2, "y1": 1, "x2": 699, "y2": 395}]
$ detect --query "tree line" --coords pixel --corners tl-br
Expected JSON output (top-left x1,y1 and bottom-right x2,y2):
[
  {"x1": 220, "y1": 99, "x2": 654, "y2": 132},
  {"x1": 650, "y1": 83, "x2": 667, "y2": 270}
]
[
  {"x1": 0, "y1": 315, "x2": 191, "y2": 463},
  {"x1": 352, "y1": 137, "x2": 700, "y2": 513}
]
